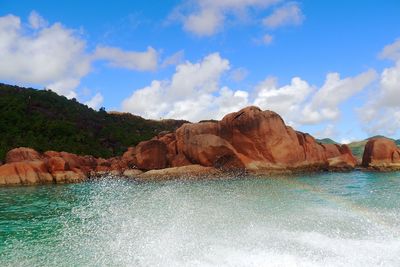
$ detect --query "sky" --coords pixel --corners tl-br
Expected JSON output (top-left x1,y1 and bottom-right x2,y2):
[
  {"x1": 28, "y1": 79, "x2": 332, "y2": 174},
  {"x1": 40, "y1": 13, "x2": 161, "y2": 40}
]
[{"x1": 1, "y1": 0, "x2": 400, "y2": 143}]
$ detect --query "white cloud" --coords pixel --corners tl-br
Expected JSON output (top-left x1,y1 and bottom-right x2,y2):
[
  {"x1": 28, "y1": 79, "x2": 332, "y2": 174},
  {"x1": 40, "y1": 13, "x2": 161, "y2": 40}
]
[
  {"x1": 28, "y1": 10, "x2": 47, "y2": 29},
  {"x1": 300, "y1": 70, "x2": 377, "y2": 124},
  {"x1": 0, "y1": 12, "x2": 160, "y2": 99},
  {"x1": 170, "y1": 0, "x2": 280, "y2": 36},
  {"x1": 162, "y1": 50, "x2": 185, "y2": 67},
  {"x1": 379, "y1": 38, "x2": 400, "y2": 61},
  {"x1": 94, "y1": 46, "x2": 158, "y2": 71},
  {"x1": 358, "y1": 39, "x2": 400, "y2": 136},
  {"x1": 252, "y1": 70, "x2": 376, "y2": 126},
  {"x1": 84, "y1": 93, "x2": 104, "y2": 110},
  {"x1": 0, "y1": 13, "x2": 91, "y2": 98},
  {"x1": 314, "y1": 124, "x2": 338, "y2": 140},
  {"x1": 263, "y1": 2, "x2": 304, "y2": 28},
  {"x1": 122, "y1": 51, "x2": 374, "y2": 127},
  {"x1": 184, "y1": 8, "x2": 224, "y2": 36},
  {"x1": 253, "y1": 76, "x2": 313, "y2": 124},
  {"x1": 122, "y1": 53, "x2": 250, "y2": 121}
]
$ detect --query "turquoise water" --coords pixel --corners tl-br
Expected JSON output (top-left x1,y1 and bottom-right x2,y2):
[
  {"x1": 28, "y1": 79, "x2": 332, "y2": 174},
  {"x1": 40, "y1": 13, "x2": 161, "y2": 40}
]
[{"x1": 0, "y1": 171, "x2": 400, "y2": 266}]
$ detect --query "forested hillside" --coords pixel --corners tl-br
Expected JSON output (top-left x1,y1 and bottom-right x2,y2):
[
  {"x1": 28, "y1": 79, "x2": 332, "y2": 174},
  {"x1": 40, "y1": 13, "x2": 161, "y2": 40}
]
[{"x1": 0, "y1": 83, "x2": 187, "y2": 161}]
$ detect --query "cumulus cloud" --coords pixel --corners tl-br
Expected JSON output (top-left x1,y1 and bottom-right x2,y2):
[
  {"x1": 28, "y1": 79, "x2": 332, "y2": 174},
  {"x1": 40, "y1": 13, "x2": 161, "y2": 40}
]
[
  {"x1": 253, "y1": 70, "x2": 376, "y2": 126},
  {"x1": 300, "y1": 70, "x2": 377, "y2": 124},
  {"x1": 253, "y1": 76, "x2": 313, "y2": 124},
  {"x1": 94, "y1": 46, "x2": 158, "y2": 71},
  {"x1": 122, "y1": 51, "x2": 375, "y2": 126},
  {"x1": 359, "y1": 39, "x2": 400, "y2": 136},
  {"x1": 169, "y1": 0, "x2": 280, "y2": 36},
  {"x1": 84, "y1": 93, "x2": 104, "y2": 110},
  {"x1": 0, "y1": 12, "x2": 160, "y2": 99},
  {"x1": 263, "y1": 2, "x2": 304, "y2": 28},
  {"x1": 122, "y1": 53, "x2": 250, "y2": 121},
  {"x1": 0, "y1": 13, "x2": 91, "y2": 98},
  {"x1": 314, "y1": 124, "x2": 338, "y2": 140}
]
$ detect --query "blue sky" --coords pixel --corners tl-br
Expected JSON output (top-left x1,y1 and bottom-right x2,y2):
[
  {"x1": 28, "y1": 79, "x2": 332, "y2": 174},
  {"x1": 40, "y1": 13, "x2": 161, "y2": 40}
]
[{"x1": 1, "y1": 0, "x2": 400, "y2": 142}]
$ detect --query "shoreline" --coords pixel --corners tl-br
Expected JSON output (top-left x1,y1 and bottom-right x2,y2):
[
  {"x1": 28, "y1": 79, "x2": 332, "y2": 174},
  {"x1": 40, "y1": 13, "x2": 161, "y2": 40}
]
[
  {"x1": 2, "y1": 165, "x2": 399, "y2": 187},
  {"x1": 1, "y1": 107, "x2": 399, "y2": 186}
]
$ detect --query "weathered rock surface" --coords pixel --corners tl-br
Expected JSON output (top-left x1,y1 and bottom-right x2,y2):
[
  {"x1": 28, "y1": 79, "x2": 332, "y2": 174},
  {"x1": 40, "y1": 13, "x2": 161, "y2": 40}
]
[
  {"x1": 0, "y1": 148, "x2": 119, "y2": 185},
  {"x1": 0, "y1": 161, "x2": 53, "y2": 185},
  {"x1": 6, "y1": 147, "x2": 42, "y2": 163},
  {"x1": 362, "y1": 138, "x2": 400, "y2": 170},
  {"x1": 134, "y1": 140, "x2": 168, "y2": 170},
  {"x1": 147, "y1": 106, "x2": 357, "y2": 172},
  {"x1": 0, "y1": 106, "x2": 362, "y2": 186}
]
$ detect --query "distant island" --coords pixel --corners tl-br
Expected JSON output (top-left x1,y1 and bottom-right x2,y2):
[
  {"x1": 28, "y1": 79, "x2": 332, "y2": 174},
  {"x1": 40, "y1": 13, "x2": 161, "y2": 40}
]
[{"x1": 0, "y1": 84, "x2": 399, "y2": 185}]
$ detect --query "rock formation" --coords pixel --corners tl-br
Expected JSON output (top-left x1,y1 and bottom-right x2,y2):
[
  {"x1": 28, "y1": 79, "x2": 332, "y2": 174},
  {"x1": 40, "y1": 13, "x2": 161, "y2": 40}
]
[
  {"x1": 362, "y1": 137, "x2": 400, "y2": 170},
  {"x1": 147, "y1": 106, "x2": 357, "y2": 172},
  {"x1": 0, "y1": 106, "x2": 360, "y2": 185}
]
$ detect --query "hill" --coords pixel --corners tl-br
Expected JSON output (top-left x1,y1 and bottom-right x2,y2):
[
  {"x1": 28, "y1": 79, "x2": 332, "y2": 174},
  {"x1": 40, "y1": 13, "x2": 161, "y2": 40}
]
[
  {"x1": 0, "y1": 83, "x2": 187, "y2": 161},
  {"x1": 316, "y1": 138, "x2": 339, "y2": 145}
]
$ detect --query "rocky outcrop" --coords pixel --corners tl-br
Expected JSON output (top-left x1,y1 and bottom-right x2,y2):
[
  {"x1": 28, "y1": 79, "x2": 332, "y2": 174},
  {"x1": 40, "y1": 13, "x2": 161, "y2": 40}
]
[
  {"x1": 148, "y1": 106, "x2": 357, "y2": 172},
  {"x1": 0, "y1": 161, "x2": 53, "y2": 185},
  {"x1": 6, "y1": 147, "x2": 42, "y2": 163},
  {"x1": 0, "y1": 149, "x2": 92, "y2": 185},
  {"x1": 0, "y1": 106, "x2": 361, "y2": 185},
  {"x1": 362, "y1": 138, "x2": 400, "y2": 170},
  {"x1": 324, "y1": 143, "x2": 357, "y2": 170}
]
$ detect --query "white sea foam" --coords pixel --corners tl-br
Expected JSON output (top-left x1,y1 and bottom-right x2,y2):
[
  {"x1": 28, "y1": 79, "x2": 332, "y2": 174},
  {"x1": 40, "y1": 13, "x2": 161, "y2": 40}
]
[{"x1": 1, "y1": 172, "x2": 400, "y2": 266}]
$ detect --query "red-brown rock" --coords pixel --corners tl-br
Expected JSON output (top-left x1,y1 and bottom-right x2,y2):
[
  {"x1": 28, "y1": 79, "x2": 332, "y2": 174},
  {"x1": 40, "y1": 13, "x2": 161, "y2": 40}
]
[
  {"x1": 362, "y1": 138, "x2": 400, "y2": 170},
  {"x1": 0, "y1": 161, "x2": 53, "y2": 185},
  {"x1": 6, "y1": 147, "x2": 42, "y2": 163},
  {"x1": 46, "y1": 156, "x2": 70, "y2": 172},
  {"x1": 134, "y1": 140, "x2": 168, "y2": 170}
]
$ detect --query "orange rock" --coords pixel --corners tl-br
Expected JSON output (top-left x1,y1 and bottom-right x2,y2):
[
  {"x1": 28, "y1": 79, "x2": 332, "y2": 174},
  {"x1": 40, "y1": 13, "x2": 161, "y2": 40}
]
[
  {"x1": 148, "y1": 106, "x2": 359, "y2": 172},
  {"x1": 6, "y1": 147, "x2": 42, "y2": 163},
  {"x1": 121, "y1": 147, "x2": 136, "y2": 167},
  {"x1": 178, "y1": 133, "x2": 245, "y2": 170},
  {"x1": 46, "y1": 156, "x2": 69, "y2": 172},
  {"x1": 52, "y1": 169, "x2": 86, "y2": 183},
  {"x1": 44, "y1": 151, "x2": 97, "y2": 175},
  {"x1": 0, "y1": 161, "x2": 53, "y2": 185},
  {"x1": 134, "y1": 140, "x2": 168, "y2": 170},
  {"x1": 362, "y1": 138, "x2": 400, "y2": 169}
]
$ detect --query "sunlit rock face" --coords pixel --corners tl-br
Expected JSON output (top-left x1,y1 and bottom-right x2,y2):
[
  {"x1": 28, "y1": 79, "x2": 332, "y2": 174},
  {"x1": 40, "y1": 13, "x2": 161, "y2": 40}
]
[
  {"x1": 148, "y1": 106, "x2": 356, "y2": 172},
  {"x1": 362, "y1": 137, "x2": 400, "y2": 170}
]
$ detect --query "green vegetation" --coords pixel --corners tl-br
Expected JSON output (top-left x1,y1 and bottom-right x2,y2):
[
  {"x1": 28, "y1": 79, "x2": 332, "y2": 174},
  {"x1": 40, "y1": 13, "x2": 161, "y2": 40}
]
[
  {"x1": 0, "y1": 83, "x2": 187, "y2": 161},
  {"x1": 316, "y1": 138, "x2": 339, "y2": 145},
  {"x1": 347, "y1": 140, "x2": 367, "y2": 159}
]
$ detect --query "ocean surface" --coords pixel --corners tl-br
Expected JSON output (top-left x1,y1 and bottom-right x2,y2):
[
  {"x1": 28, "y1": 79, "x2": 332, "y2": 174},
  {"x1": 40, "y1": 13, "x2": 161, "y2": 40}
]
[{"x1": 0, "y1": 171, "x2": 399, "y2": 267}]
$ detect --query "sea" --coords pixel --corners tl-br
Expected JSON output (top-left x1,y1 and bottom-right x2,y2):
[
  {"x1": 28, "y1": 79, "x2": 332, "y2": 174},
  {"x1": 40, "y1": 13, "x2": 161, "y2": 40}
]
[{"x1": 1, "y1": 171, "x2": 399, "y2": 266}]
